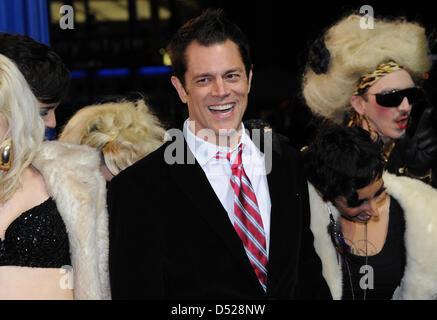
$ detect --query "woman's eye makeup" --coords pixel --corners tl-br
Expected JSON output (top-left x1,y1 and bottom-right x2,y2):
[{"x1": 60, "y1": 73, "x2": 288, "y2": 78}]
[
  {"x1": 39, "y1": 105, "x2": 56, "y2": 117},
  {"x1": 347, "y1": 186, "x2": 386, "y2": 208}
]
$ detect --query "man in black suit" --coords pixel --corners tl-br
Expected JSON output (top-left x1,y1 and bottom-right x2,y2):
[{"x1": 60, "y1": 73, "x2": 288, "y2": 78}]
[{"x1": 108, "y1": 8, "x2": 331, "y2": 299}]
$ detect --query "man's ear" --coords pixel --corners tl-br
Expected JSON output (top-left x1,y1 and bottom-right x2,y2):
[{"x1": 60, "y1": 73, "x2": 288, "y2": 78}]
[
  {"x1": 315, "y1": 188, "x2": 326, "y2": 201},
  {"x1": 350, "y1": 95, "x2": 366, "y2": 115},
  {"x1": 247, "y1": 65, "x2": 253, "y2": 93},
  {"x1": 171, "y1": 76, "x2": 188, "y2": 104}
]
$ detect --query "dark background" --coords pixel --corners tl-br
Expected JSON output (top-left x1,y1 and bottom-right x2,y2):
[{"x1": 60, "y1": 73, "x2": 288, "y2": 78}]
[{"x1": 49, "y1": 0, "x2": 437, "y2": 150}]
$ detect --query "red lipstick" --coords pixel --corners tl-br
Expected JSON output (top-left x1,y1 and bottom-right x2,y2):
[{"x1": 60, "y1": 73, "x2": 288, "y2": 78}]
[{"x1": 396, "y1": 118, "x2": 408, "y2": 130}]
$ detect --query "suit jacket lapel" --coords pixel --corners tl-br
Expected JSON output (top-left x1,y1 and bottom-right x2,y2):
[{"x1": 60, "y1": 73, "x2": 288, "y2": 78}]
[
  {"x1": 249, "y1": 129, "x2": 294, "y2": 293},
  {"x1": 265, "y1": 147, "x2": 300, "y2": 297},
  {"x1": 166, "y1": 139, "x2": 264, "y2": 294}
]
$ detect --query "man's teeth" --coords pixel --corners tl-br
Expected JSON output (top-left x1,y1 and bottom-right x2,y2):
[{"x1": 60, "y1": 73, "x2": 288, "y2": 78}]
[{"x1": 209, "y1": 104, "x2": 233, "y2": 111}]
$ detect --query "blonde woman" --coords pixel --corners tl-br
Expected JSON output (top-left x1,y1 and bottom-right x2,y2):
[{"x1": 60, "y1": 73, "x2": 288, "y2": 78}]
[
  {"x1": 59, "y1": 99, "x2": 166, "y2": 181},
  {"x1": 302, "y1": 13, "x2": 436, "y2": 187},
  {"x1": 0, "y1": 54, "x2": 109, "y2": 299}
]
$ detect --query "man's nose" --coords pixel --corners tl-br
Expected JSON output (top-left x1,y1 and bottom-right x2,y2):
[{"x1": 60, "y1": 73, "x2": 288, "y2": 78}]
[
  {"x1": 211, "y1": 78, "x2": 229, "y2": 97},
  {"x1": 398, "y1": 97, "x2": 412, "y2": 113}
]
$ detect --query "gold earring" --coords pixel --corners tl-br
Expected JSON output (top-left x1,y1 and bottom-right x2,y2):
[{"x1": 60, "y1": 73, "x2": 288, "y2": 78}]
[
  {"x1": 0, "y1": 138, "x2": 13, "y2": 171},
  {"x1": 362, "y1": 115, "x2": 374, "y2": 135},
  {"x1": 347, "y1": 111, "x2": 362, "y2": 127}
]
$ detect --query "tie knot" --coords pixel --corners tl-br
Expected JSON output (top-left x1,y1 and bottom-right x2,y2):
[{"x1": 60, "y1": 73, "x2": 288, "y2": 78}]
[
  {"x1": 231, "y1": 145, "x2": 243, "y2": 170},
  {"x1": 215, "y1": 145, "x2": 243, "y2": 169}
]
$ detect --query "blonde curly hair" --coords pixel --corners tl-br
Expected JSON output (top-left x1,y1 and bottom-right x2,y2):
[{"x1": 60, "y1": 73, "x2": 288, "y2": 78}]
[
  {"x1": 0, "y1": 54, "x2": 45, "y2": 203},
  {"x1": 59, "y1": 99, "x2": 166, "y2": 176},
  {"x1": 302, "y1": 13, "x2": 432, "y2": 124}
]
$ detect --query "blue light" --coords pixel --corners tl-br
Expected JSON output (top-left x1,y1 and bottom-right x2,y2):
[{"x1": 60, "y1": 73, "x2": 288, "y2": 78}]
[
  {"x1": 138, "y1": 66, "x2": 172, "y2": 76},
  {"x1": 69, "y1": 66, "x2": 172, "y2": 79},
  {"x1": 70, "y1": 70, "x2": 88, "y2": 78},
  {"x1": 98, "y1": 68, "x2": 131, "y2": 77}
]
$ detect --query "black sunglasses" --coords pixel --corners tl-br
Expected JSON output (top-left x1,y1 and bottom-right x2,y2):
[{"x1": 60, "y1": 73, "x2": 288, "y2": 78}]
[{"x1": 368, "y1": 87, "x2": 423, "y2": 108}]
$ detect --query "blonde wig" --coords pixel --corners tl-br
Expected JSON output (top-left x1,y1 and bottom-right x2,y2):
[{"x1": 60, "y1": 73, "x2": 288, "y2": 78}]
[
  {"x1": 59, "y1": 99, "x2": 166, "y2": 176},
  {"x1": 302, "y1": 14, "x2": 432, "y2": 124},
  {"x1": 0, "y1": 54, "x2": 45, "y2": 202}
]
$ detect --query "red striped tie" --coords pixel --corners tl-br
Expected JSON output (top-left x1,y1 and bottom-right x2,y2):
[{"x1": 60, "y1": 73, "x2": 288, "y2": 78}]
[{"x1": 217, "y1": 145, "x2": 268, "y2": 291}]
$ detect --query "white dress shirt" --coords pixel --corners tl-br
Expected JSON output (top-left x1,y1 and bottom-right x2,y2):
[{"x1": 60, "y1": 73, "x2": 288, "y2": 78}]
[{"x1": 183, "y1": 119, "x2": 272, "y2": 255}]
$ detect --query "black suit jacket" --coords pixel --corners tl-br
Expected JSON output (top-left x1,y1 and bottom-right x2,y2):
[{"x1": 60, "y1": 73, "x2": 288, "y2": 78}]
[{"x1": 108, "y1": 134, "x2": 331, "y2": 299}]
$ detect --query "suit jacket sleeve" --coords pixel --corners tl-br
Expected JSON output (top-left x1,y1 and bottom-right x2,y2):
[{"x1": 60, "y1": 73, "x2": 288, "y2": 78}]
[
  {"x1": 289, "y1": 144, "x2": 332, "y2": 300},
  {"x1": 108, "y1": 165, "x2": 166, "y2": 299}
]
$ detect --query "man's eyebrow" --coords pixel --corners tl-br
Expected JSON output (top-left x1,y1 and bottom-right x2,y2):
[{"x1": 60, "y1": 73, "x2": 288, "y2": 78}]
[
  {"x1": 193, "y1": 68, "x2": 244, "y2": 79},
  {"x1": 193, "y1": 72, "x2": 213, "y2": 79},
  {"x1": 377, "y1": 88, "x2": 398, "y2": 94},
  {"x1": 377, "y1": 87, "x2": 414, "y2": 95},
  {"x1": 225, "y1": 67, "x2": 243, "y2": 73}
]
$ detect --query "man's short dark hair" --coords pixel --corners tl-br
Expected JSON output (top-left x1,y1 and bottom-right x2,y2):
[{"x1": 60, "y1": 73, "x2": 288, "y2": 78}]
[
  {"x1": 303, "y1": 125, "x2": 386, "y2": 206},
  {"x1": 166, "y1": 8, "x2": 252, "y2": 87},
  {"x1": 0, "y1": 33, "x2": 70, "y2": 104}
]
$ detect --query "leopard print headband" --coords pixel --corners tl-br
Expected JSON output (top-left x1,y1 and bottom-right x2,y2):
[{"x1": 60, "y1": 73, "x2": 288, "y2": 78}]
[{"x1": 353, "y1": 61, "x2": 403, "y2": 96}]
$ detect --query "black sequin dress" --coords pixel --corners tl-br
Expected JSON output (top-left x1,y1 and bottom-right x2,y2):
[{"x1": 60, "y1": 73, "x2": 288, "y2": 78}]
[{"x1": 0, "y1": 198, "x2": 71, "y2": 268}]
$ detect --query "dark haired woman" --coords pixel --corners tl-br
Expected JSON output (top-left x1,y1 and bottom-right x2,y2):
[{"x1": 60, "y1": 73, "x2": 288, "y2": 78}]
[{"x1": 303, "y1": 125, "x2": 437, "y2": 300}]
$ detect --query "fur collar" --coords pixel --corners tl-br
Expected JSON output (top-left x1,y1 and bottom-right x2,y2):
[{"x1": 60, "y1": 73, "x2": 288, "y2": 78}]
[
  {"x1": 309, "y1": 172, "x2": 437, "y2": 300},
  {"x1": 308, "y1": 182, "x2": 343, "y2": 299},
  {"x1": 32, "y1": 141, "x2": 110, "y2": 300}
]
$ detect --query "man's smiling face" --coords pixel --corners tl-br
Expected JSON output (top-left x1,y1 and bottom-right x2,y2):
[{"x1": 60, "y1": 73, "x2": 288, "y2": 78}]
[{"x1": 171, "y1": 39, "x2": 252, "y2": 143}]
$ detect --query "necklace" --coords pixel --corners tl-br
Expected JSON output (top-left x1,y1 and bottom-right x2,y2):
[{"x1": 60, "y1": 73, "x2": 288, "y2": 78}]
[
  {"x1": 363, "y1": 222, "x2": 368, "y2": 300},
  {"x1": 327, "y1": 204, "x2": 369, "y2": 300},
  {"x1": 382, "y1": 140, "x2": 396, "y2": 163},
  {"x1": 341, "y1": 222, "x2": 369, "y2": 300}
]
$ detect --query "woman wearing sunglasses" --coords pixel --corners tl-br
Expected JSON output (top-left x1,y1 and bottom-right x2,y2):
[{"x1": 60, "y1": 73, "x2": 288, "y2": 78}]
[
  {"x1": 303, "y1": 124, "x2": 437, "y2": 299},
  {"x1": 302, "y1": 13, "x2": 437, "y2": 187}
]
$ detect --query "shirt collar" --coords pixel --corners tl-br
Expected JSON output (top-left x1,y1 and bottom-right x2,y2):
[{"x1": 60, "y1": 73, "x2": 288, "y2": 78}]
[{"x1": 183, "y1": 119, "x2": 248, "y2": 166}]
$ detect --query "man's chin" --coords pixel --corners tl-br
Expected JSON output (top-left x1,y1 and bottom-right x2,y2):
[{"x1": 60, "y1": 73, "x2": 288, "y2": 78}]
[
  {"x1": 217, "y1": 127, "x2": 241, "y2": 136},
  {"x1": 392, "y1": 130, "x2": 406, "y2": 141},
  {"x1": 212, "y1": 126, "x2": 242, "y2": 147}
]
